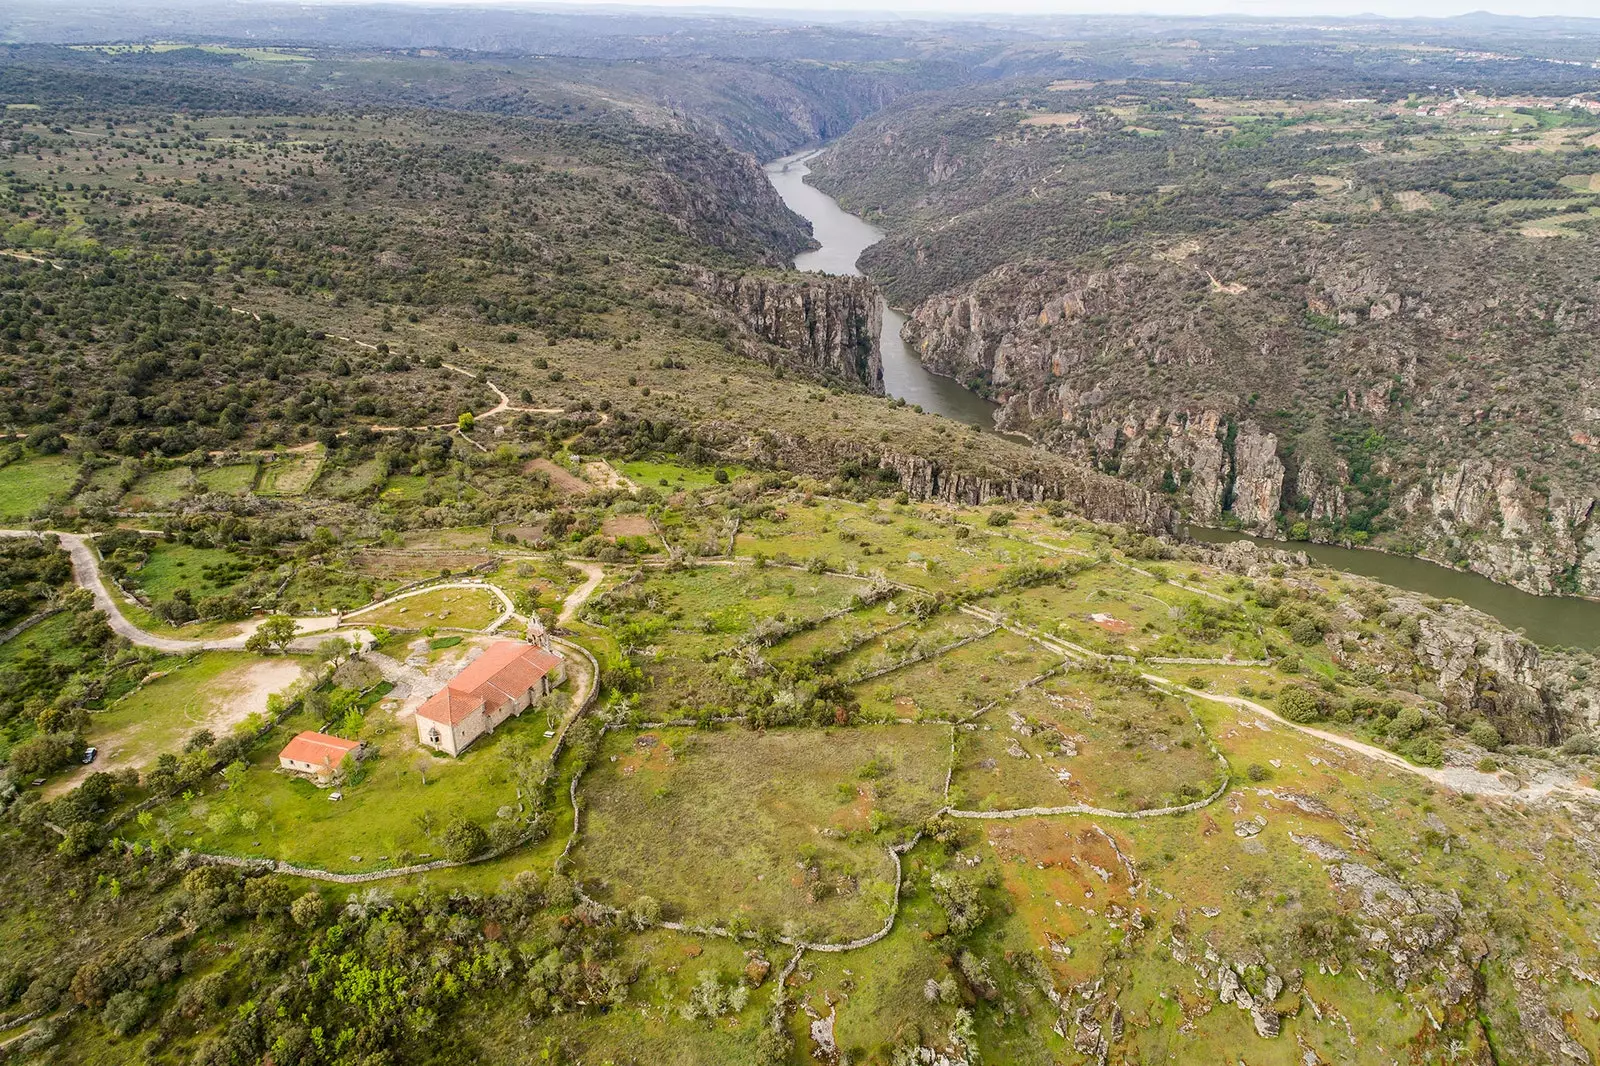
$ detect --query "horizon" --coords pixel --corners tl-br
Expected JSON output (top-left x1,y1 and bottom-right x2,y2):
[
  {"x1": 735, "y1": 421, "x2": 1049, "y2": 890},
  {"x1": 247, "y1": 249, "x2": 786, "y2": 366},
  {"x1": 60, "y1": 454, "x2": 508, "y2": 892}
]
[{"x1": 51, "y1": 0, "x2": 1600, "y2": 23}]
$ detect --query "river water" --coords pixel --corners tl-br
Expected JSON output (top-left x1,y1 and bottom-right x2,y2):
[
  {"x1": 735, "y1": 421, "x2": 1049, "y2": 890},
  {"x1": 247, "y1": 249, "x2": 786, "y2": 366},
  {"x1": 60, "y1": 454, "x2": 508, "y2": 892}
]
[
  {"x1": 763, "y1": 147, "x2": 1600, "y2": 649},
  {"x1": 763, "y1": 150, "x2": 1003, "y2": 431}
]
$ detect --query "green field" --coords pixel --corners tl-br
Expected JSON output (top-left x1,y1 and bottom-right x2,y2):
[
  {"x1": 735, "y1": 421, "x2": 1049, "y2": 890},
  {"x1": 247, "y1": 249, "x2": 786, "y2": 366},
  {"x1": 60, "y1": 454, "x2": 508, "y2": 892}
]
[
  {"x1": 619, "y1": 457, "x2": 745, "y2": 491},
  {"x1": 87, "y1": 652, "x2": 309, "y2": 770},
  {"x1": 0, "y1": 455, "x2": 74, "y2": 521},
  {"x1": 353, "y1": 585, "x2": 504, "y2": 629},
  {"x1": 142, "y1": 700, "x2": 552, "y2": 873},
  {"x1": 125, "y1": 542, "x2": 257, "y2": 602},
  {"x1": 574, "y1": 724, "x2": 950, "y2": 942},
  {"x1": 254, "y1": 451, "x2": 324, "y2": 496},
  {"x1": 950, "y1": 671, "x2": 1225, "y2": 812},
  {"x1": 851, "y1": 627, "x2": 1061, "y2": 722},
  {"x1": 196, "y1": 462, "x2": 259, "y2": 495}
]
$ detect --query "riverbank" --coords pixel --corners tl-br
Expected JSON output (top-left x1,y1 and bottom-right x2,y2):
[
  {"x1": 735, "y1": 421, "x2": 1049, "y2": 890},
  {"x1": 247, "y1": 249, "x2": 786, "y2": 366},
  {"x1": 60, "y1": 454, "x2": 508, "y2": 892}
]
[
  {"x1": 763, "y1": 146, "x2": 1600, "y2": 651},
  {"x1": 1188, "y1": 525, "x2": 1600, "y2": 650}
]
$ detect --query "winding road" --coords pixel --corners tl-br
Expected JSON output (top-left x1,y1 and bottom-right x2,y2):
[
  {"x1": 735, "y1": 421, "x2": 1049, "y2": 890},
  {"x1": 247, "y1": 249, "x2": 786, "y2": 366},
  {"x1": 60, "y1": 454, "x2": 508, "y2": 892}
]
[{"x1": 0, "y1": 529, "x2": 601, "y2": 658}]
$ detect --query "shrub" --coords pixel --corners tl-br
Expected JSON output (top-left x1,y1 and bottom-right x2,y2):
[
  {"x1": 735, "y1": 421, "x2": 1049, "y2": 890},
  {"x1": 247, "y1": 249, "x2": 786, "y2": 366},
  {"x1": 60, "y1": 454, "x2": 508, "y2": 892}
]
[
  {"x1": 1390, "y1": 706, "x2": 1426, "y2": 739},
  {"x1": 1467, "y1": 719, "x2": 1502, "y2": 752},
  {"x1": 290, "y1": 892, "x2": 326, "y2": 928},
  {"x1": 10, "y1": 732, "x2": 83, "y2": 778},
  {"x1": 100, "y1": 991, "x2": 148, "y2": 1036},
  {"x1": 930, "y1": 870, "x2": 987, "y2": 938},
  {"x1": 1277, "y1": 687, "x2": 1323, "y2": 724},
  {"x1": 440, "y1": 817, "x2": 490, "y2": 862},
  {"x1": 1561, "y1": 733, "x2": 1599, "y2": 756}
]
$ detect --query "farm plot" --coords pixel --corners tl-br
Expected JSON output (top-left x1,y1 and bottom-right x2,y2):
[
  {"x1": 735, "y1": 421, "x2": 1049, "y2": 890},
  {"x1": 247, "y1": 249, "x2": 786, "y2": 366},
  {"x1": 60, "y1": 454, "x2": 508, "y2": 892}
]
[
  {"x1": 850, "y1": 627, "x2": 1061, "y2": 723},
  {"x1": 0, "y1": 455, "x2": 75, "y2": 521},
  {"x1": 573, "y1": 725, "x2": 950, "y2": 943},
  {"x1": 735, "y1": 500, "x2": 1068, "y2": 594},
  {"x1": 762, "y1": 602, "x2": 912, "y2": 670},
  {"x1": 949, "y1": 671, "x2": 1224, "y2": 813},
  {"x1": 583, "y1": 563, "x2": 867, "y2": 660},
  {"x1": 123, "y1": 466, "x2": 204, "y2": 508},
  {"x1": 820, "y1": 610, "x2": 995, "y2": 684},
  {"x1": 125, "y1": 542, "x2": 257, "y2": 602},
  {"x1": 311, "y1": 458, "x2": 385, "y2": 499},
  {"x1": 255, "y1": 450, "x2": 323, "y2": 496},
  {"x1": 975, "y1": 566, "x2": 1266, "y2": 660},
  {"x1": 354, "y1": 585, "x2": 503, "y2": 630},
  {"x1": 196, "y1": 462, "x2": 259, "y2": 496}
]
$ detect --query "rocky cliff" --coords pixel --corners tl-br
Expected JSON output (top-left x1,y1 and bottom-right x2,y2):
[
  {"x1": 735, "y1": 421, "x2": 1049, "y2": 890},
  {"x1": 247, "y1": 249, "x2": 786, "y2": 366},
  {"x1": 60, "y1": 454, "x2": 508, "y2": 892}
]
[
  {"x1": 687, "y1": 267, "x2": 884, "y2": 393},
  {"x1": 637, "y1": 140, "x2": 812, "y2": 267},
  {"x1": 738, "y1": 428, "x2": 1174, "y2": 530},
  {"x1": 900, "y1": 254, "x2": 1600, "y2": 598}
]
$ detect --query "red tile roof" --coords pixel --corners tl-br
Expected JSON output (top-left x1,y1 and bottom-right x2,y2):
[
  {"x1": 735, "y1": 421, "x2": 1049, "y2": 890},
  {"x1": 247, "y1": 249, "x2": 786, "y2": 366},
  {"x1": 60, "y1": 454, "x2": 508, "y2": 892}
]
[
  {"x1": 279, "y1": 731, "x2": 361, "y2": 772},
  {"x1": 416, "y1": 641, "x2": 563, "y2": 727}
]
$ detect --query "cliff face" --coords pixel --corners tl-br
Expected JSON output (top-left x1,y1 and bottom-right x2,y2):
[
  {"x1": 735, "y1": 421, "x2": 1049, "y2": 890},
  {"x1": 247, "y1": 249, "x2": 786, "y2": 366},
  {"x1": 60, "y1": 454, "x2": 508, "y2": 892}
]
[
  {"x1": 732, "y1": 428, "x2": 1173, "y2": 530},
  {"x1": 687, "y1": 268, "x2": 884, "y2": 393},
  {"x1": 902, "y1": 257, "x2": 1600, "y2": 598},
  {"x1": 638, "y1": 142, "x2": 812, "y2": 267}
]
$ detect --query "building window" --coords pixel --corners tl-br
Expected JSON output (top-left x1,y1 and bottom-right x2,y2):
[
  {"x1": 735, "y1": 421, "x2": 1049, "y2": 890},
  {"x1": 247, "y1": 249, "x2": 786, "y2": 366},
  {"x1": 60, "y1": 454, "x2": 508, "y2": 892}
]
[{"x1": 427, "y1": 727, "x2": 440, "y2": 744}]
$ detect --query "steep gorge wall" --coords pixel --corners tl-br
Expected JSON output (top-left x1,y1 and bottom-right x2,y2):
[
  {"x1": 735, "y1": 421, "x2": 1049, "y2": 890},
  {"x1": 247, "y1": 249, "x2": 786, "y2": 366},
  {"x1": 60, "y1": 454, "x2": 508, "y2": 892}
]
[
  {"x1": 733, "y1": 427, "x2": 1174, "y2": 530},
  {"x1": 687, "y1": 267, "x2": 884, "y2": 393},
  {"x1": 901, "y1": 257, "x2": 1600, "y2": 597}
]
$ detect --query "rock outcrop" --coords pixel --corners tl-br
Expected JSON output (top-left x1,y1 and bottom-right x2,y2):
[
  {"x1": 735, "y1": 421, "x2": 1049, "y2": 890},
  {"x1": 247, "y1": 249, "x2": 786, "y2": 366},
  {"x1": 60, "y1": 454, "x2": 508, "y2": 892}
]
[
  {"x1": 638, "y1": 141, "x2": 812, "y2": 267},
  {"x1": 737, "y1": 427, "x2": 1174, "y2": 531},
  {"x1": 900, "y1": 256, "x2": 1600, "y2": 597},
  {"x1": 687, "y1": 267, "x2": 883, "y2": 393}
]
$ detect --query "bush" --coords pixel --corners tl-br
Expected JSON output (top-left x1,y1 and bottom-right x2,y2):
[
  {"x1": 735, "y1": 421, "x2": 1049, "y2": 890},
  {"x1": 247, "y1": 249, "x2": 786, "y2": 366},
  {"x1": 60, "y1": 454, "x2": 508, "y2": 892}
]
[
  {"x1": 100, "y1": 990, "x2": 148, "y2": 1036},
  {"x1": 1390, "y1": 706, "x2": 1426, "y2": 739},
  {"x1": 440, "y1": 817, "x2": 490, "y2": 862},
  {"x1": 1467, "y1": 719, "x2": 1502, "y2": 752},
  {"x1": 290, "y1": 892, "x2": 326, "y2": 928},
  {"x1": 9, "y1": 732, "x2": 84, "y2": 778},
  {"x1": 1277, "y1": 687, "x2": 1323, "y2": 724},
  {"x1": 1561, "y1": 733, "x2": 1599, "y2": 756}
]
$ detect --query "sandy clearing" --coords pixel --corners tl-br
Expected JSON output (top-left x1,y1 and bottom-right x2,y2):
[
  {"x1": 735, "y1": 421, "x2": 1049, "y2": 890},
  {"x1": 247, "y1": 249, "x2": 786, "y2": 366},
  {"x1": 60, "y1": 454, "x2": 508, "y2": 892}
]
[
  {"x1": 583, "y1": 460, "x2": 636, "y2": 493},
  {"x1": 526, "y1": 458, "x2": 590, "y2": 495},
  {"x1": 47, "y1": 658, "x2": 307, "y2": 795}
]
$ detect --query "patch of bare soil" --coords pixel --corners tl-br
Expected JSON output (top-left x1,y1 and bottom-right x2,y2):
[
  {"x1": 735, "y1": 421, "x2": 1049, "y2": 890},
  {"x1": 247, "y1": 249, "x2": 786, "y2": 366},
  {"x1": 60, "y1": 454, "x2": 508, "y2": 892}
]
[
  {"x1": 601, "y1": 514, "x2": 653, "y2": 539},
  {"x1": 525, "y1": 458, "x2": 590, "y2": 496}
]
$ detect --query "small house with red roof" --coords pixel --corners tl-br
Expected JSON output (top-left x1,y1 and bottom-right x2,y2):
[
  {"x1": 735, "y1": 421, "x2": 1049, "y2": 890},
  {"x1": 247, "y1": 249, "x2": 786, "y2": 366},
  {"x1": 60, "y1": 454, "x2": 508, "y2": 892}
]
[
  {"x1": 278, "y1": 731, "x2": 363, "y2": 783},
  {"x1": 415, "y1": 640, "x2": 566, "y2": 756}
]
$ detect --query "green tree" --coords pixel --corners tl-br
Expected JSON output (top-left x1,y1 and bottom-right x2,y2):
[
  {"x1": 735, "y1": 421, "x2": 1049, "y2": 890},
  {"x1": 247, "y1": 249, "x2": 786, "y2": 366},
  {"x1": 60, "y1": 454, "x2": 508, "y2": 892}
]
[
  {"x1": 247, "y1": 615, "x2": 299, "y2": 655},
  {"x1": 1277, "y1": 687, "x2": 1323, "y2": 724},
  {"x1": 440, "y1": 817, "x2": 490, "y2": 862}
]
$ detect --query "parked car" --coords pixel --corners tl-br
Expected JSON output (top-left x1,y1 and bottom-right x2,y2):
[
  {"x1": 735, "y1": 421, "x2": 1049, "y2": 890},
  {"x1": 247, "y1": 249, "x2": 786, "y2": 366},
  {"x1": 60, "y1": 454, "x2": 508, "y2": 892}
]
[{"x1": 82, "y1": 747, "x2": 98, "y2": 765}]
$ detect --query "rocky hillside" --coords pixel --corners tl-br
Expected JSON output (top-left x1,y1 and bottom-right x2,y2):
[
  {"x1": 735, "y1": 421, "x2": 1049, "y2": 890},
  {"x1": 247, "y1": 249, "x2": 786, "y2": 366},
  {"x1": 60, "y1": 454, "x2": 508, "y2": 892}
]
[
  {"x1": 900, "y1": 242, "x2": 1600, "y2": 596},
  {"x1": 811, "y1": 79, "x2": 1600, "y2": 597},
  {"x1": 686, "y1": 268, "x2": 884, "y2": 392}
]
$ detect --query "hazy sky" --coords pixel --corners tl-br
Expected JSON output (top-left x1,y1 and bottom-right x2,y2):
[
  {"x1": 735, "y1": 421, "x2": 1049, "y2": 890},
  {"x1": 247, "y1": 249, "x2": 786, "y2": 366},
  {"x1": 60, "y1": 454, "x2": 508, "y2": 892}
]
[{"x1": 384, "y1": 0, "x2": 1600, "y2": 17}]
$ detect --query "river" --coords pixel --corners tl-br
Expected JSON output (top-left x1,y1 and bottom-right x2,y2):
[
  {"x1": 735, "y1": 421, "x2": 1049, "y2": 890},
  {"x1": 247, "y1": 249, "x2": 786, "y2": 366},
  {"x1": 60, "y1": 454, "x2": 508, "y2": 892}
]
[
  {"x1": 763, "y1": 147, "x2": 1600, "y2": 650},
  {"x1": 763, "y1": 150, "x2": 1004, "y2": 432}
]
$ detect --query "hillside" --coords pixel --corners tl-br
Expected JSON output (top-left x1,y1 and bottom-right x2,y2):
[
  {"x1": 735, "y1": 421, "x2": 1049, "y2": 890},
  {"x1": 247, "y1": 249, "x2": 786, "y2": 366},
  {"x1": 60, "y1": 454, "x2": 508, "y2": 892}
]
[
  {"x1": 810, "y1": 74, "x2": 1600, "y2": 595},
  {"x1": 0, "y1": 14, "x2": 1598, "y2": 1066}
]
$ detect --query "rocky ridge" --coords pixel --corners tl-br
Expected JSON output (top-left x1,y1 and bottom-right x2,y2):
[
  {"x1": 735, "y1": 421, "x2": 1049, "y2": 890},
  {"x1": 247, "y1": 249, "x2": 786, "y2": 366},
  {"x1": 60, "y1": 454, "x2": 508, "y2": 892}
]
[
  {"x1": 687, "y1": 266, "x2": 884, "y2": 393},
  {"x1": 900, "y1": 256, "x2": 1600, "y2": 597}
]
